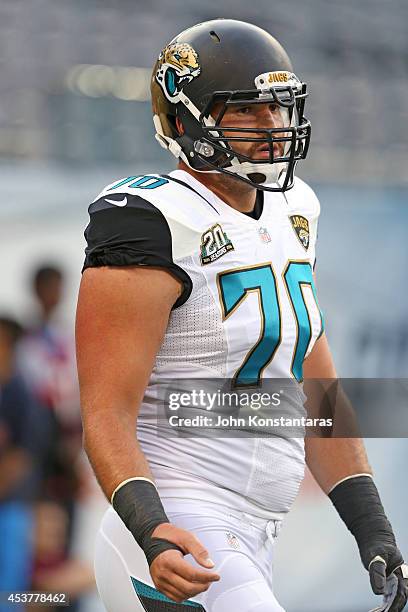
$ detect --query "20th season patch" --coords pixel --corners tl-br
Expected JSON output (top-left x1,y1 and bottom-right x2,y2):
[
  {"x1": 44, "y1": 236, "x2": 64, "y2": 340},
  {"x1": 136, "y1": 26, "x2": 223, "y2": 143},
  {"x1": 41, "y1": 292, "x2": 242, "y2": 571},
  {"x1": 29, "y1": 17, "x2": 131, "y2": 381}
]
[{"x1": 200, "y1": 223, "x2": 234, "y2": 265}]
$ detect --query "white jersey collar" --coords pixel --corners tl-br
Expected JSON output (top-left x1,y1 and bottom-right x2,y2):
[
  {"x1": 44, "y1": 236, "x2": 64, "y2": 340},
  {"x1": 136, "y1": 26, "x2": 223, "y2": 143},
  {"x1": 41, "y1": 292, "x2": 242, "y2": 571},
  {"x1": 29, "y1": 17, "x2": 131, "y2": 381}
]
[{"x1": 169, "y1": 169, "x2": 274, "y2": 225}]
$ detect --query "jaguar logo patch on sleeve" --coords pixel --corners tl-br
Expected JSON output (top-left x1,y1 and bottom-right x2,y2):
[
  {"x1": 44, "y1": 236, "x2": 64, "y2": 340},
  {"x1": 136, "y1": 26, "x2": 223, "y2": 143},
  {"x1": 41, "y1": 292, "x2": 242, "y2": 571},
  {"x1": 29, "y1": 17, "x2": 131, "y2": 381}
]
[{"x1": 289, "y1": 215, "x2": 310, "y2": 250}]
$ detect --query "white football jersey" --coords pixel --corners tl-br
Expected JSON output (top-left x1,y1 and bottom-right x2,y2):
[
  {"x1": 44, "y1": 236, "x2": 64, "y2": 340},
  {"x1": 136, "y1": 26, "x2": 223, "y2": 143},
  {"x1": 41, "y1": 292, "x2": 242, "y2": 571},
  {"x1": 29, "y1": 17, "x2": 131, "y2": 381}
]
[{"x1": 85, "y1": 169, "x2": 324, "y2": 518}]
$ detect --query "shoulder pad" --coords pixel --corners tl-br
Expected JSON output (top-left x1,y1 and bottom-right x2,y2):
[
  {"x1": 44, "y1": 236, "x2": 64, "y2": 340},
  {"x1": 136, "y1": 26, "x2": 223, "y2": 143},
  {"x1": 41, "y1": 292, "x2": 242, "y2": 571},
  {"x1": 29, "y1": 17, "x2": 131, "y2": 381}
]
[
  {"x1": 93, "y1": 173, "x2": 219, "y2": 232},
  {"x1": 90, "y1": 174, "x2": 217, "y2": 260},
  {"x1": 284, "y1": 176, "x2": 321, "y2": 221}
]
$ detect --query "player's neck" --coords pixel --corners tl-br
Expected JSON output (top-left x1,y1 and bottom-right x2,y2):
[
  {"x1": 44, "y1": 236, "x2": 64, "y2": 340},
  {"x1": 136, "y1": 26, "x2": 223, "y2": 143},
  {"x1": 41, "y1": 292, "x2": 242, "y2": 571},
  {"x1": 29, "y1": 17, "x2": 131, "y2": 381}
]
[{"x1": 177, "y1": 161, "x2": 257, "y2": 214}]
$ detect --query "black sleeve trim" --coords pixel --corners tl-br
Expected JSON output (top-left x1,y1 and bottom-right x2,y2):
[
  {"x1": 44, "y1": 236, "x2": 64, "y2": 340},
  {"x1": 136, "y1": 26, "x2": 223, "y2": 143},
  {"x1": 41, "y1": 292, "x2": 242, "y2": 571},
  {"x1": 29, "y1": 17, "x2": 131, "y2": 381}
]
[{"x1": 82, "y1": 198, "x2": 192, "y2": 308}]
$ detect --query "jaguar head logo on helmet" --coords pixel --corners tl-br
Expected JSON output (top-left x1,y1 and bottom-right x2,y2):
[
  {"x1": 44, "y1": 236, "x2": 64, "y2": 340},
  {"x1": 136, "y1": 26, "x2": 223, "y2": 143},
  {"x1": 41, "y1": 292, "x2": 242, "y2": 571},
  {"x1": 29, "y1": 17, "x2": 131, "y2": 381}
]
[
  {"x1": 155, "y1": 43, "x2": 201, "y2": 103},
  {"x1": 151, "y1": 18, "x2": 311, "y2": 192}
]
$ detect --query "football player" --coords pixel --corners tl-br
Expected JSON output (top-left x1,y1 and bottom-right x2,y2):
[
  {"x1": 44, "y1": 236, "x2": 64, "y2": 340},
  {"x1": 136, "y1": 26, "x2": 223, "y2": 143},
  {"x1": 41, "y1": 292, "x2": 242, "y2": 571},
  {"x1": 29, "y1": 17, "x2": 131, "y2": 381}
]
[{"x1": 76, "y1": 19, "x2": 408, "y2": 612}]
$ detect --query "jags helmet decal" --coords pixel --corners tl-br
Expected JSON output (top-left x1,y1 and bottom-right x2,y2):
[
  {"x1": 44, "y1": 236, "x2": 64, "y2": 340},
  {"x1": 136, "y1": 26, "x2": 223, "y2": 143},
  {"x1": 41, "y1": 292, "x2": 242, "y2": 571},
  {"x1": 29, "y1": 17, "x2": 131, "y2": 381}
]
[{"x1": 155, "y1": 42, "x2": 201, "y2": 103}]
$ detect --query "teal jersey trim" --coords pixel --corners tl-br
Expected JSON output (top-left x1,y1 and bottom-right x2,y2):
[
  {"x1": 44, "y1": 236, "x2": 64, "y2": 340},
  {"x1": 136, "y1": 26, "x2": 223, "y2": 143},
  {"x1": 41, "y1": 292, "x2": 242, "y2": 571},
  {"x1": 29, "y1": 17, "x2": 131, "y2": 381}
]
[{"x1": 108, "y1": 176, "x2": 169, "y2": 191}]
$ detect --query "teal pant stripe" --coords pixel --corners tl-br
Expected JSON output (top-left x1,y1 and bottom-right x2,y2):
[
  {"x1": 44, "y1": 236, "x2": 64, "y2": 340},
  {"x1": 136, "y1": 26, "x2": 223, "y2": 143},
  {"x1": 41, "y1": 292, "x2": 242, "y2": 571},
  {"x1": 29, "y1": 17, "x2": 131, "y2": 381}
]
[{"x1": 131, "y1": 577, "x2": 203, "y2": 608}]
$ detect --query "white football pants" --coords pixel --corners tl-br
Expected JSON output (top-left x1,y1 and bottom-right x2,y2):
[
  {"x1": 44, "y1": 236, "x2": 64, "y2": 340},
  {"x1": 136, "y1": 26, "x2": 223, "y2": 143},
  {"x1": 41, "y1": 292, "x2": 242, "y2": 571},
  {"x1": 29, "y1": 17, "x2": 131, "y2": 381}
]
[{"x1": 94, "y1": 499, "x2": 285, "y2": 611}]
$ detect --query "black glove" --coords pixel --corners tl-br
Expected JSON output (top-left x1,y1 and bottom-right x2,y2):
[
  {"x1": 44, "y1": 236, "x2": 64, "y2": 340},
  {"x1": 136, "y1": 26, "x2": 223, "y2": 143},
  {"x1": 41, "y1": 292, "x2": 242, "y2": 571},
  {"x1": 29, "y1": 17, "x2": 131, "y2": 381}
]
[
  {"x1": 368, "y1": 560, "x2": 408, "y2": 612},
  {"x1": 329, "y1": 475, "x2": 408, "y2": 612}
]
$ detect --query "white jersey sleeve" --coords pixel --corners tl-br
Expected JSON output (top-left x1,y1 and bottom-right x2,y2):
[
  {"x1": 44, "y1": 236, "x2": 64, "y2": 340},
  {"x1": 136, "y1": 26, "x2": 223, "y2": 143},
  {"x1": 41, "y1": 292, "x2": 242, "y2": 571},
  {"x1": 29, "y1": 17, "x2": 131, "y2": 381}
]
[{"x1": 284, "y1": 176, "x2": 321, "y2": 270}]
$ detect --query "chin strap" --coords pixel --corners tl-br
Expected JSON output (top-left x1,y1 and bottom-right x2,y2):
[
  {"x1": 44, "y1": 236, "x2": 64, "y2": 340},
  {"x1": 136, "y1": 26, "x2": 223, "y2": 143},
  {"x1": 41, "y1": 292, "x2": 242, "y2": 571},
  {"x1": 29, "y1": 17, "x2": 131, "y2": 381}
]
[{"x1": 152, "y1": 110, "x2": 293, "y2": 190}]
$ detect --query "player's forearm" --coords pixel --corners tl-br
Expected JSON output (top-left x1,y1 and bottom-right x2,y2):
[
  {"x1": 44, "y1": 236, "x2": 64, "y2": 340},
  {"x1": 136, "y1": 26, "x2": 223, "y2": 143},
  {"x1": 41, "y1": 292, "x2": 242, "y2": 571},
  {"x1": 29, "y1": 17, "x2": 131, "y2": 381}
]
[
  {"x1": 303, "y1": 332, "x2": 372, "y2": 492},
  {"x1": 83, "y1": 407, "x2": 187, "y2": 568},
  {"x1": 305, "y1": 436, "x2": 372, "y2": 494},
  {"x1": 82, "y1": 408, "x2": 154, "y2": 500}
]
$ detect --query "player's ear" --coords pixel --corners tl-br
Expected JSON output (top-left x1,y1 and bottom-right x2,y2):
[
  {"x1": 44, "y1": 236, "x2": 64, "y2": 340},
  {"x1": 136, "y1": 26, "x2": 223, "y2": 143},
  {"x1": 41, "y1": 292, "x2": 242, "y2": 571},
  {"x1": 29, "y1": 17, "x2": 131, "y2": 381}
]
[{"x1": 175, "y1": 117, "x2": 185, "y2": 136}]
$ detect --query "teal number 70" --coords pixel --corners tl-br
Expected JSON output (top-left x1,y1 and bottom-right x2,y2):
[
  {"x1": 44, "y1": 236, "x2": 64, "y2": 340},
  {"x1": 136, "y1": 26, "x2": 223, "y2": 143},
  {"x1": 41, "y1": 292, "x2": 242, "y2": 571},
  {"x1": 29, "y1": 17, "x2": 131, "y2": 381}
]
[{"x1": 217, "y1": 261, "x2": 324, "y2": 386}]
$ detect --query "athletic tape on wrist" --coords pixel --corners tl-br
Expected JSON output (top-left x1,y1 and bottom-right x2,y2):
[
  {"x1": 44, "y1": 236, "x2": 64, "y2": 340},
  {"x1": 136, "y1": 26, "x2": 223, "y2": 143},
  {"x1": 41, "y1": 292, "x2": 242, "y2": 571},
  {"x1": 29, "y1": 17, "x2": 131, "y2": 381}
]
[
  {"x1": 329, "y1": 475, "x2": 400, "y2": 570},
  {"x1": 112, "y1": 478, "x2": 184, "y2": 566},
  {"x1": 110, "y1": 477, "x2": 157, "y2": 505},
  {"x1": 328, "y1": 472, "x2": 373, "y2": 495}
]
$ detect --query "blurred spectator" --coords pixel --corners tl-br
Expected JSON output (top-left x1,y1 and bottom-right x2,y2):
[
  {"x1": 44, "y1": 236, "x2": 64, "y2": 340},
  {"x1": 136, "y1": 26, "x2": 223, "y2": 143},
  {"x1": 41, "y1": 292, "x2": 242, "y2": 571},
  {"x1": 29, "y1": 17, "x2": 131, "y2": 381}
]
[
  {"x1": 15, "y1": 263, "x2": 95, "y2": 612},
  {"x1": 30, "y1": 500, "x2": 96, "y2": 612},
  {"x1": 0, "y1": 316, "x2": 36, "y2": 606},
  {"x1": 33, "y1": 266, "x2": 64, "y2": 324},
  {"x1": 17, "y1": 263, "x2": 82, "y2": 508}
]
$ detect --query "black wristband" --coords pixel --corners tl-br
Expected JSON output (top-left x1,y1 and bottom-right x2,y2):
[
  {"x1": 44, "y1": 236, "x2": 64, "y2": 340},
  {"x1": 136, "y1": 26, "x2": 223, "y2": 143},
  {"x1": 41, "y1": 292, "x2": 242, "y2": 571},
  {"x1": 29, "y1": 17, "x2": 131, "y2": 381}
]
[
  {"x1": 329, "y1": 475, "x2": 400, "y2": 570},
  {"x1": 112, "y1": 479, "x2": 184, "y2": 566}
]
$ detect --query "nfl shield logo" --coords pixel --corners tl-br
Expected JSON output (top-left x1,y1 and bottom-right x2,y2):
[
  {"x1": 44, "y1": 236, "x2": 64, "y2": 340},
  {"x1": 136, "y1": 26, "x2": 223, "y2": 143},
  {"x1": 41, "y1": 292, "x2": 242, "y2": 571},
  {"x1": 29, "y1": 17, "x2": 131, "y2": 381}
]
[
  {"x1": 226, "y1": 532, "x2": 240, "y2": 550},
  {"x1": 258, "y1": 227, "x2": 271, "y2": 243}
]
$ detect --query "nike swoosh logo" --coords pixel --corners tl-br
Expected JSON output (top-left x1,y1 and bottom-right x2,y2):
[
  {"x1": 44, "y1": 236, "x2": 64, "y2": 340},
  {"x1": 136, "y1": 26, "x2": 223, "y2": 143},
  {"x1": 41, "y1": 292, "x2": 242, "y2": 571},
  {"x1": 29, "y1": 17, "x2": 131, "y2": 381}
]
[{"x1": 104, "y1": 196, "x2": 127, "y2": 207}]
